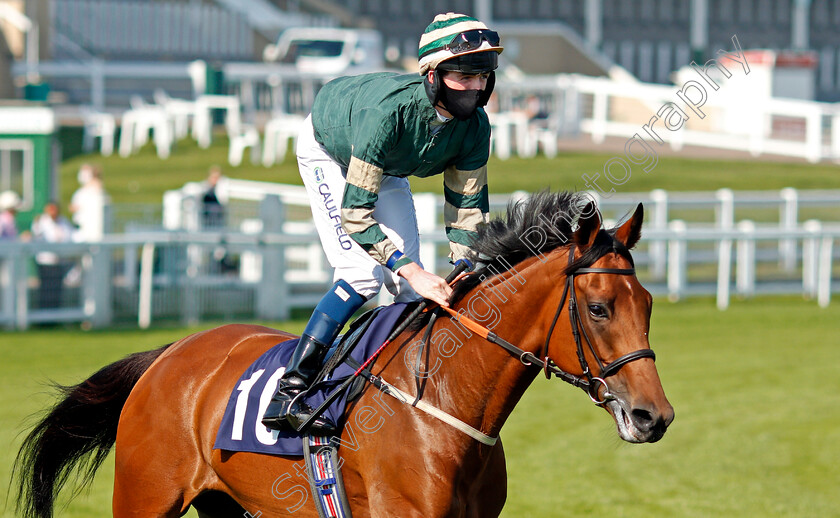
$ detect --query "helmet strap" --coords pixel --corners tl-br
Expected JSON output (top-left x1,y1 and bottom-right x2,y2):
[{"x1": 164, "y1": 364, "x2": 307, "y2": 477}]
[
  {"x1": 477, "y1": 71, "x2": 495, "y2": 107},
  {"x1": 424, "y1": 71, "x2": 440, "y2": 108}
]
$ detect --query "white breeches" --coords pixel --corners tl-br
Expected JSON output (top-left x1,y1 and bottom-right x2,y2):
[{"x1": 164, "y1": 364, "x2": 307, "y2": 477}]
[{"x1": 297, "y1": 115, "x2": 422, "y2": 302}]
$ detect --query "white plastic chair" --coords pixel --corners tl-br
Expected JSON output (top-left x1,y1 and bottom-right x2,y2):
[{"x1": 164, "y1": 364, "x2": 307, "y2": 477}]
[
  {"x1": 154, "y1": 89, "x2": 196, "y2": 141},
  {"x1": 228, "y1": 124, "x2": 261, "y2": 166},
  {"x1": 262, "y1": 114, "x2": 305, "y2": 166},
  {"x1": 118, "y1": 103, "x2": 173, "y2": 159},
  {"x1": 523, "y1": 119, "x2": 559, "y2": 158},
  {"x1": 193, "y1": 95, "x2": 241, "y2": 149},
  {"x1": 81, "y1": 107, "x2": 116, "y2": 156}
]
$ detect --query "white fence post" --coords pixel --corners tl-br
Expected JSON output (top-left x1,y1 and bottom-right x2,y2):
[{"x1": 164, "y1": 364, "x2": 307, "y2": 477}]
[
  {"x1": 715, "y1": 188, "x2": 734, "y2": 231},
  {"x1": 562, "y1": 78, "x2": 582, "y2": 136},
  {"x1": 717, "y1": 233, "x2": 733, "y2": 310},
  {"x1": 138, "y1": 242, "x2": 156, "y2": 329},
  {"x1": 414, "y1": 193, "x2": 438, "y2": 273},
  {"x1": 90, "y1": 246, "x2": 113, "y2": 328},
  {"x1": 257, "y1": 195, "x2": 289, "y2": 321},
  {"x1": 163, "y1": 190, "x2": 185, "y2": 230},
  {"x1": 817, "y1": 236, "x2": 834, "y2": 308},
  {"x1": 779, "y1": 187, "x2": 799, "y2": 271},
  {"x1": 649, "y1": 189, "x2": 668, "y2": 279},
  {"x1": 667, "y1": 220, "x2": 687, "y2": 302},
  {"x1": 805, "y1": 107, "x2": 822, "y2": 163},
  {"x1": 736, "y1": 220, "x2": 756, "y2": 298},
  {"x1": 715, "y1": 188, "x2": 734, "y2": 309},
  {"x1": 802, "y1": 219, "x2": 821, "y2": 299},
  {"x1": 591, "y1": 87, "x2": 608, "y2": 144},
  {"x1": 14, "y1": 250, "x2": 29, "y2": 330}
]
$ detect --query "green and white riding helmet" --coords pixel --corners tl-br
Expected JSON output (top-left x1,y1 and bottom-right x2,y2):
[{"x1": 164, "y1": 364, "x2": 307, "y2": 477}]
[{"x1": 418, "y1": 12, "x2": 504, "y2": 117}]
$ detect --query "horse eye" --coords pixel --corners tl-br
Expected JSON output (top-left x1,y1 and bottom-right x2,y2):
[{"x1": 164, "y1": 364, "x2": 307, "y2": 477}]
[{"x1": 588, "y1": 304, "x2": 608, "y2": 319}]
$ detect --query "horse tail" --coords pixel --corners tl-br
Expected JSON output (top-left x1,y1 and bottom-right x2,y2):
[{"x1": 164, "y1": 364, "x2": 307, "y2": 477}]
[{"x1": 13, "y1": 343, "x2": 173, "y2": 518}]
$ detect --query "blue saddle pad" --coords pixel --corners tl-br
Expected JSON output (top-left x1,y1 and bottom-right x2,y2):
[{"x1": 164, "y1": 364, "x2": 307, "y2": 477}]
[{"x1": 214, "y1": 303, "x2": 410, "y2": 456}]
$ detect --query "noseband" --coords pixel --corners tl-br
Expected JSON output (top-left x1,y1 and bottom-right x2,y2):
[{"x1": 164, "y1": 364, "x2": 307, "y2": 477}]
[{"x1": 534, "y1": 244, "x2": 656, "y2": 404}]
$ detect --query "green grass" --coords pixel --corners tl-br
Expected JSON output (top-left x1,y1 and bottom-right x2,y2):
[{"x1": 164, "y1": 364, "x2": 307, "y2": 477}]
[
  {"x1": 2, "y1": 298, "x2": 839, "y2": 517},
  {"x1": 17, "y1": 131, "x2": 839, "y2": 515},
  {"x1": 501, "y1": 297, "x2": 840, "y2": 517},
  {"x1": 58, "y1": 136, "x2": 840, "y2": 208}
]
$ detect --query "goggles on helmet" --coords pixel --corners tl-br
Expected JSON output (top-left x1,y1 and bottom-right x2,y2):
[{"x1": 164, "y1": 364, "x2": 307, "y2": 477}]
[{"x1": 444, "y1": 29, "x2": 501, "y2": 55}]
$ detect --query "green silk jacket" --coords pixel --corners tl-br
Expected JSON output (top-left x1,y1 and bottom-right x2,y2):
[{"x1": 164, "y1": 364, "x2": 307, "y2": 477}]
[{"x1": 310, "y1": 72, "x2": 491, "y2": 271}]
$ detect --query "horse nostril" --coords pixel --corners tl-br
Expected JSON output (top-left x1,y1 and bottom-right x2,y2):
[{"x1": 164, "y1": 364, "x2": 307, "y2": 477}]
[{"x1": 631, "y1": 408, "x2": 655, "y2": 432}]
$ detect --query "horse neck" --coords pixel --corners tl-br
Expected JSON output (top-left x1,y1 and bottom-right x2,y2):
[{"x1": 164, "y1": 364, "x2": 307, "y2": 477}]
[{"x1": 406, "y1": 250, "x2": 571, "y2": 439}]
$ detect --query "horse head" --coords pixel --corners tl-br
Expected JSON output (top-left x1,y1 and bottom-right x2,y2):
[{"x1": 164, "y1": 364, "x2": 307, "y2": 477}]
[
  {"x1": 548, "y1": 200, "x2": 674, "y2": 443},
  {"x1": 444, "y1": 191, "x2": 674, "y2": 445}
]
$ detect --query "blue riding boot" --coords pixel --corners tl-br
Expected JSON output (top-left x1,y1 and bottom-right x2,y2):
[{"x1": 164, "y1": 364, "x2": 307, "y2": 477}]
[{"x1": 262, "y1": 280, "x2": 366, "y2": 435}]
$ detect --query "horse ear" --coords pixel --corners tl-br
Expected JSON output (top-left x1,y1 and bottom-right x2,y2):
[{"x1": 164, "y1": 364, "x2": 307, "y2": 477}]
[
  {"x1": 614, "y1": 203, "x2": 644, "y2": 249},
  {"x1": 573, "y1": 201, "x2": 601, "y2": 250}
]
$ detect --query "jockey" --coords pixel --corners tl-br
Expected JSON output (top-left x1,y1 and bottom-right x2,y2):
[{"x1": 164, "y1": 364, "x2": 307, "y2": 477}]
[{"x1": 262, "y1": 12, "x2": 503, "y2": 434}]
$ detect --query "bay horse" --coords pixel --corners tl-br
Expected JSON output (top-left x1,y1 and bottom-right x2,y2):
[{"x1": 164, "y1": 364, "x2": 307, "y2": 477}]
[{"x1": 14, "y1": 191, "x2": 673, "y2": 518}]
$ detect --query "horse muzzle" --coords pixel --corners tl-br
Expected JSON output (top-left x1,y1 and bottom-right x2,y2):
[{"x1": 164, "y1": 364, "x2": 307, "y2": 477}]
[{"x1": 605, "y1": 397, "x2": 674, "y2": 443}]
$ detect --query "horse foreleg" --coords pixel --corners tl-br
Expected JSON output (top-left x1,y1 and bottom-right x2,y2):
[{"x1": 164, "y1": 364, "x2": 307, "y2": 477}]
[{"x1": 466, "y1": 441, "x2": 507, "y2": 518}]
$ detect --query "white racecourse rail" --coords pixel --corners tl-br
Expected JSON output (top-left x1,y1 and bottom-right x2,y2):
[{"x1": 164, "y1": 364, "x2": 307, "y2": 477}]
[
  {"x1": 1, "y1": 187, "x2": 837, "y2": 329},
  {"x1": 167, "y1": 184, "x2": 840, "y2": 317}
]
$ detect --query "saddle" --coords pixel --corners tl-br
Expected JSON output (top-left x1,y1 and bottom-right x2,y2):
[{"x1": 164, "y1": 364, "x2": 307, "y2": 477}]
[
  {"x1": 214, "y1": 303, "x2": 410, "y2": 456},
  {"x1": 214, "y1": 303, "x2": 412, "y2": 518}
]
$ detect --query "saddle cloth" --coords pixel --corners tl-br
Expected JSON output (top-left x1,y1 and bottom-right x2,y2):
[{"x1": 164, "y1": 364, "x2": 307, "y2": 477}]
[{"x1": 214, "y1": 303, "x2": 409, "y2": 456}]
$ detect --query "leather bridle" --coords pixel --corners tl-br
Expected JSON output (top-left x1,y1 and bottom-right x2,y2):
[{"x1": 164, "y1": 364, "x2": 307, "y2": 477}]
[
  {"x1": 537, "y1": 244, "x2": 656, "y2": 404},
  {"x1": 441, "y1": 243, "x2": 656, "y2": 406}
]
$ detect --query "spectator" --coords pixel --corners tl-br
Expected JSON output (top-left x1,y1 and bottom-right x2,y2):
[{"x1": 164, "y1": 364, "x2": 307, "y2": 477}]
[
  {"x1": 31, "y1": 201, "x2": 75, "y2": 309},
  {"x1": 200, "y1": 166, "x2": 237, "y2": 273},
  {"x1": 201, "y1": 165, "x2": 226, "y2": 229},
  {"x1": 0, "y1": 190, "x2": 21, "y2": 240},
  {"x1": 69, "y1": 163, "x2": 109, "y2": 242}
]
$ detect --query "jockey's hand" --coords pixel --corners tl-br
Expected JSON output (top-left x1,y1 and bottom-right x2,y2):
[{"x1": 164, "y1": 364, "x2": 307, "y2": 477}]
[{"x1": 397, "y1": 262, "x2": 452, "y2": 307}]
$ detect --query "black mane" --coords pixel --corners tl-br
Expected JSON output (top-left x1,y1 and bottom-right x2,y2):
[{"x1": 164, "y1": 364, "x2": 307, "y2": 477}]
[{"x1": 449, "y1": 190, "x2": 633, "y2": 304}]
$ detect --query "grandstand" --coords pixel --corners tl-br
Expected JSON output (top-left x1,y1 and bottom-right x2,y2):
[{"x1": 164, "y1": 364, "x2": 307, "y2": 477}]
[
  {"x1": 7, "y1": 1, "x2": 840, "y2": 101},
  {"x1": 309, "y1": 0, "x2": 840, "y2": 101}
]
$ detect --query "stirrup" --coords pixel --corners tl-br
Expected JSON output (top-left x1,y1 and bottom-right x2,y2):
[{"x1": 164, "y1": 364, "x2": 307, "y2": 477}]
[
  {"x1": 285, "y1": 389, "x2": 337, "y2": 434},
  {"x1": 261, "y1": 385, "x2": 337, "y2": 435},
  {"x1": 288, "y1": 399, "x2": 338, "y2": 436},
  {"x1": 261, "y1": 382, "x2": 305, "y2": 431}
]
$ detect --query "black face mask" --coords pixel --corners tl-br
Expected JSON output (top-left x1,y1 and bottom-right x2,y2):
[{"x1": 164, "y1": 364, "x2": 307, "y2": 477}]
[{"x1": 438, "y1": 80, "x2": 482, "y2": 121}]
